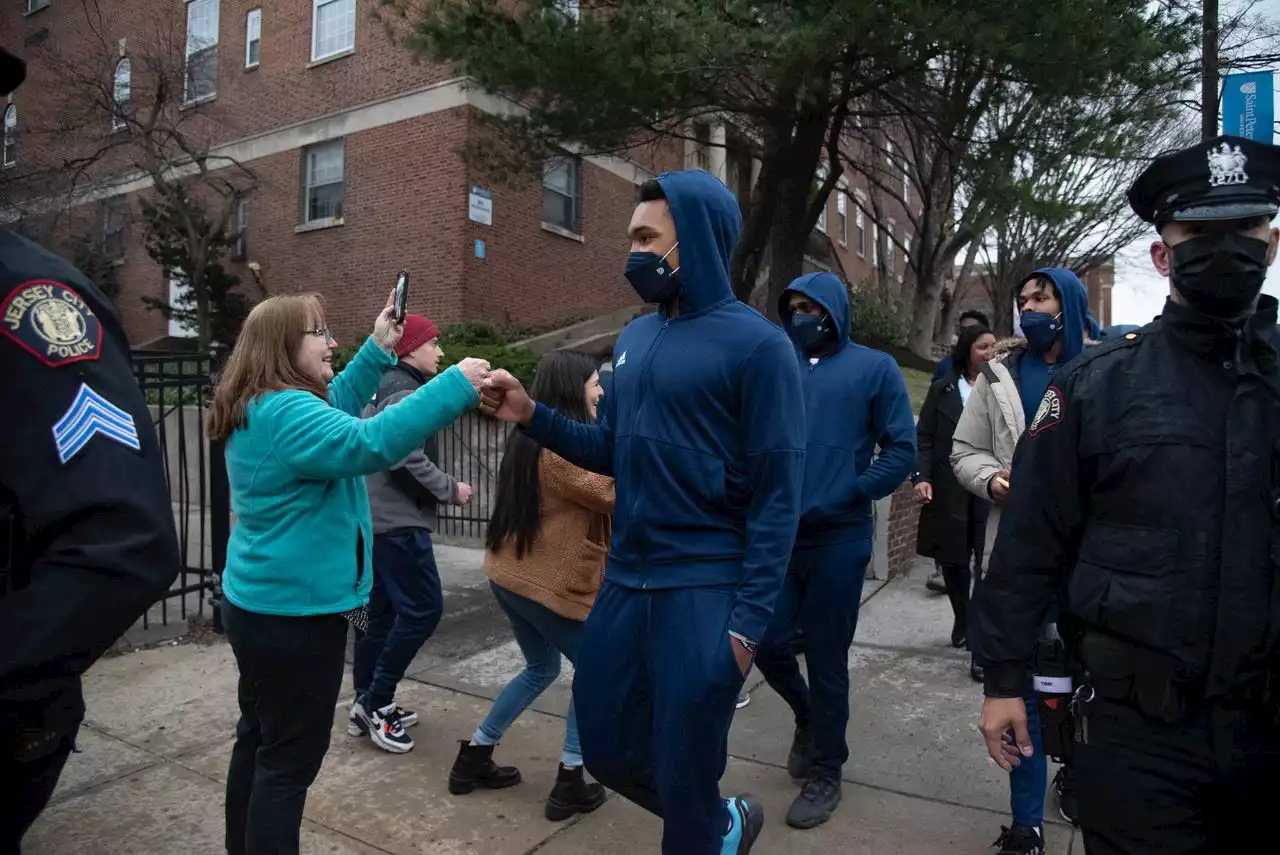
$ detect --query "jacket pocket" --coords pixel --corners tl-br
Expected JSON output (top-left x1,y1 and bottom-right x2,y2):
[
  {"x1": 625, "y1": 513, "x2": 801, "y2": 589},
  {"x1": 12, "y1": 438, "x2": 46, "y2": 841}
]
[
  {"x1": 565, "y1": 539, "x2": 607, "y2": 596},
  {"x1": 1069, "y1": 522, "x2": 1186, "y2": 649}
]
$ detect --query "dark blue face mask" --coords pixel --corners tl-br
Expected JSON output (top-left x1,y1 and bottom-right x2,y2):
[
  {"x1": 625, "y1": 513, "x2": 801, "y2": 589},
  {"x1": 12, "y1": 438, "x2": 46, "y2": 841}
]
[
  {"x1": 787, "y1": 312, "x2": 831, "y2": 353},
  {"x1": 624, "y1": 243, "x2": 680, "y2": 304},
  {"x1": 1020, "y1": 311, "x2": 1063, "y2": 355}
]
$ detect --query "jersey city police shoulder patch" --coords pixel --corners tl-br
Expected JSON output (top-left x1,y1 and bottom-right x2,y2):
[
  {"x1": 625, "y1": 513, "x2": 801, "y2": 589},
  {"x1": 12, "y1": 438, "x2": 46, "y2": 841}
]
[
  {"x1": 0, "y1": 280, "x2": 103, "y2": 367},
  {"x1": 1028, "y1": 386, "x2": 1064, "y2": 437}
]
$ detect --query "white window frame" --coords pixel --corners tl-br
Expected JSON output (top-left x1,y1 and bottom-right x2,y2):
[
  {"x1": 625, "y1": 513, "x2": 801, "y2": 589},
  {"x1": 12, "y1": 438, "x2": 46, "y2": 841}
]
[
  {"x1": 301, "y1": 139, "x2": 345, "y2": 225},
  {"x1": 835, "y1": 185, "x2": 848, "y2": 246},
  {"x1": 854, "y1": 192, "x2": 866, "y2": 258},
  {"x1": 814, "y1": 168, "x2": 827, "y2": 233},
  {"x1": 26, "y1": 0, "x2": 51, "y2": 12},
  {"x1": 902, "y1": 167, "x2": 910, "y2": 205},
  {"x1": 542, "y1": 154, "x2": 582, "y2": 235},
  {"x1": 184, "y1": 0, "x2": 220, "y2": 105},
  {"x1": 2, "y1": 104, "x2": 15, "y2": 169},
  {"x1": 872, "y1": 222, "x2": 879, "y2": 266},
  {"x1": 311, "y1": 0, "x2": 355, "y2": 62},
  {"x1": 102, "y1": 198, "x2": 128, "y2": 261},
  {"x1": 886, "y1": 220, "x2": 896, "y2": 275},
  {"x1": 112, "y1": 58, "x2": 131, "y2": 131},
  {"x1": 231, "y1": 198, "x2": 248, "y2": 259},
  {"x1": 245, "y1": 8, "x2": 261, "y2": 69}
]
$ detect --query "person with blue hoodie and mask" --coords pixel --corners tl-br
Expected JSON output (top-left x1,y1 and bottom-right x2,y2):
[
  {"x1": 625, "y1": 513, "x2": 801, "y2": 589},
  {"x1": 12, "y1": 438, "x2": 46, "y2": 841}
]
[
  {"x1": 951, "y1": 267, "x2": 1090, "y2": 853},
  {"x1": 481, "y1": 171, "x2": 806, "y2": 855},
  {"x1": 754, "y1": 272, "x2": 916, "y2": 829}
]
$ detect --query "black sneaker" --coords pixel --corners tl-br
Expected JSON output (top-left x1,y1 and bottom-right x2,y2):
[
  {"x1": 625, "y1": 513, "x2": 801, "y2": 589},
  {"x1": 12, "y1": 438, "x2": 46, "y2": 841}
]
[
  {"x1": 786, "y1": 726, "x2": 813, "y2": 780},
  {"x1": 784, "y1": 776, "x2": 842, "y2": 829},
  {"x1": 367, "y1": 704, "x2": 414, "y2": 754},
  {"x1": 926, "y1": 569, "x2": 948, "y2": 594},
  {"x1": 1053, "y1": 766, "x2": 1080, "y2": 826},
  {"x1": 993, "y1": 825, "x2": 1045, "y2": 855}
]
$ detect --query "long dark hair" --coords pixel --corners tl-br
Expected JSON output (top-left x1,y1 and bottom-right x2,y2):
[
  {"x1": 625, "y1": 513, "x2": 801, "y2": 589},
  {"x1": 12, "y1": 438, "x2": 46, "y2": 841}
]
[
  {"x1": 486, "y1": 350, "x2": 600, "y2": 558},
  {"x1": 951, "y1": 324, "x2": 994, "y2": 381}
]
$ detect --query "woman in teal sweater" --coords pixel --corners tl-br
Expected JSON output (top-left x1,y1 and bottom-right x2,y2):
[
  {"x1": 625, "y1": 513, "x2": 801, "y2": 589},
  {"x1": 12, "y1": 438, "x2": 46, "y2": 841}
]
[{"x1": 206, "y1": 290, "x2": 489, "y2": 855}]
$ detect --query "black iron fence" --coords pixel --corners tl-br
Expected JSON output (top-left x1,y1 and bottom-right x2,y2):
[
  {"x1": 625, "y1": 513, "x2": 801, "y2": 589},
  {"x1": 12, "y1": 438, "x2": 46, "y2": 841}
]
[
  {"x1": 434, "y1": 412, "x2": 514, "y2": 541},
  {"x1": 132, "y1": 352, "x2": 228, "y2": 629}
]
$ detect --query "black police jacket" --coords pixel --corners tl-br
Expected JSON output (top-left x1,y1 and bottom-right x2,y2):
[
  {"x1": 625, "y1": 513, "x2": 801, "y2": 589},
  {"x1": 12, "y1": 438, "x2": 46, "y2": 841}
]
[
  {"x1": 975, "y1": 295, "x2": 1280, "y2": 704},
  {"x1": 0, "y1": 228, "x2": 180, "y2": 719}
]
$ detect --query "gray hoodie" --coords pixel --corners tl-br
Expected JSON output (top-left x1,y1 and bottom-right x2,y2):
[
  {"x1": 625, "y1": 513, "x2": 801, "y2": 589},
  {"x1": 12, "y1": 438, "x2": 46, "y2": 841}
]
[{"x1": 362, "y1": 363, "x2": 461, "y2": 534}]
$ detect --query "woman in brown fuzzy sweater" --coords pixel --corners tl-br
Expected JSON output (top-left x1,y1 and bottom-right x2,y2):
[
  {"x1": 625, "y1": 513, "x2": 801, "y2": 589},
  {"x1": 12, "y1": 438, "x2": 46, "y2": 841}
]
[{"x1": 446, "y1": 350, "x2": 614, "y2": 823}]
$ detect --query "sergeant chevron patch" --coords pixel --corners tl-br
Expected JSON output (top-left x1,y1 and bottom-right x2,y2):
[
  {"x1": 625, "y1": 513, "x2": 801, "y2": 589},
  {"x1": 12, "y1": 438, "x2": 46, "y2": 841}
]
[{"x1": 53, "y1": 383, "x2": 141, "y2": 464}]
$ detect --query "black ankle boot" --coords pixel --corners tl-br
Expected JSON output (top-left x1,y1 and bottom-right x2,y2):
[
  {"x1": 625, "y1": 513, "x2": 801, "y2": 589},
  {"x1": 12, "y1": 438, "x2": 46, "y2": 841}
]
[
  {"x1": 544, "y1": 763, "x2": 607, "y2": 821},
  {"x1": 447, "y1": 741, "x2": 522, "y2": 795}
]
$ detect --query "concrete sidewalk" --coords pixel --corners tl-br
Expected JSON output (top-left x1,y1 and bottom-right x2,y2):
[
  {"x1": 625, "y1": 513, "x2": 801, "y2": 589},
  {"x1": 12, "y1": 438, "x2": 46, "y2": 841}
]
[{"x1": 26, "y1": 552, "x2": 1081, "y2": 855}]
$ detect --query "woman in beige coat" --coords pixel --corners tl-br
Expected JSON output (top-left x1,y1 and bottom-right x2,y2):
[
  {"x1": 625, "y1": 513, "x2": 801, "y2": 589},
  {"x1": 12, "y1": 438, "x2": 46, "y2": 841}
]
[{"x1": 446, "y1": 351, "x2": 613, "y2": 824}]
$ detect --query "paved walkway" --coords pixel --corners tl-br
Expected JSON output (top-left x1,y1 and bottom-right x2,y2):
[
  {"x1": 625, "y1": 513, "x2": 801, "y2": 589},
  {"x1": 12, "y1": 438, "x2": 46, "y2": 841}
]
[{"x1": 26, "y1": 550, "x2": 1081, "y2": 854}]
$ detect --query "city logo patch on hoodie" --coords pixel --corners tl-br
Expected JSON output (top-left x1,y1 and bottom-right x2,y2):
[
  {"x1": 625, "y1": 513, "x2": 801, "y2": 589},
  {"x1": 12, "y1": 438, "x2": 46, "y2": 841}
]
[
  {"x1": 616, "y1": 351, "x2": 627, "y2": 368},
  {"x1": 1028, "y1": 386, "x2": 1064, "y2": 438}
]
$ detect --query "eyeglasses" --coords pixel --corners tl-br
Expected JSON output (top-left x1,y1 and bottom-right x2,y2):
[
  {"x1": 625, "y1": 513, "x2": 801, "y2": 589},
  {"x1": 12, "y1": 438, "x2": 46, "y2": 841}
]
[{"x1": 306, "y1": 326, "x2": 335, "y2": 344}]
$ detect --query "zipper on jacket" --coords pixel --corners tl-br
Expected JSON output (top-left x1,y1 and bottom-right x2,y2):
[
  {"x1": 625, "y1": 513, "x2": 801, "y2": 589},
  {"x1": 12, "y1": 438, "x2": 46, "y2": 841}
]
[{"x1": 627, "y1": 317, "x2": 671, "y2": 583}]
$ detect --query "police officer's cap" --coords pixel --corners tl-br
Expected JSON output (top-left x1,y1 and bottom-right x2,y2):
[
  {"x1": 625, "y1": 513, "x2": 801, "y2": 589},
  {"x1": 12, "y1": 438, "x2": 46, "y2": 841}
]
[
  {"x1": 0, "y1": 45, "x2": 24, "y2": 97},
  {"x1": 1127, "y1": 135, "x2": 1280, "y2": 227}
]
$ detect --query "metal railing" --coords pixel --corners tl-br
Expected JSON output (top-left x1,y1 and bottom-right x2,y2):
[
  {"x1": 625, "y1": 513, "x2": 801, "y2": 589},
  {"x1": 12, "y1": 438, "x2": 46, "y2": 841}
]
[{"x1": 434, "y1": 412, "x2": 514, "y2": 541}]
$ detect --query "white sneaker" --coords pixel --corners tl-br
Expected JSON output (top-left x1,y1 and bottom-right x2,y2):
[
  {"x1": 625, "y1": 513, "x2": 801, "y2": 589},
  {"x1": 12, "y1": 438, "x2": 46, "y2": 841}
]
[
  {"x1": 349, "y1": 698, "x2": 418, "y2": 736},
  {"x1": 368, "y1": 704, "x2": 414, "y2": 754}
]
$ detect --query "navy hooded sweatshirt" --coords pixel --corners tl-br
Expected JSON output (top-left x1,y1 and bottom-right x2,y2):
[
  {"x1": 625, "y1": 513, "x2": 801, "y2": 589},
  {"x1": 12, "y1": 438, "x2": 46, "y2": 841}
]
[
  {"x1": 523, "y1": 170, "x2": 807, "y2": 644},
  {"x1": 1015, "y1": 267, "x2": 1090, "y2": 428},
  {"x1": 779, "y1": 273, "x2": 917, "y2": 547}
]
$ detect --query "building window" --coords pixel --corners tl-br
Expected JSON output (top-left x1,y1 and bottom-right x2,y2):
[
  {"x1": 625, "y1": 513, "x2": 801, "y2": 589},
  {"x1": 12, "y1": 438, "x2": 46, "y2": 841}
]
[
  {"x1": 692, "y1": 122, "x2": 712, "y2": 173},
  {"x1": 854, "y1": 203, "x2": 866, "y2": 258},
  {"x1": 301, "y1": 140, "x2": 344, "y2": 224},
  {"x1": 902, "y1": 167, "x2": 910, "y2": 205},
  {"x1": 885, "y1": 220, "x2": 896, "y2": 275},
  {"x1": 231, "y1": 198, "x2": 248, "y2": 259},
  {"x1": 542, "y1": 154, "x2": 581, "y2": 234},
  {"x1": 112, "y1": 58, "x2": 131, "y2": 131},
  {"x1": 184, "y1": 0, "x2": 220, "y2": 105},
  {"x1": 102, "y1": 199, "x2": 128, "y2": 261},
  {"x1": 26, "y1": 0, "x2": 50, "y2": 12},
  {"x1": 872, "y1": 223, "x2": 879, "y2": 267},
  {"x1": 552, "y1": 0, "x2": 580, "y2": 21},
  {"x1": 245, "y1": 8, "x2": 261, "y2": 68},
  {"x1": 836, "y1": 187, "x2": 847, "y2": 246},
  {"x1": 2, "y1": 105, "x2": 15, "y2": 169},
  {"x1": 814, "y1": 168, "x2": 827, "y2": 233},
  {"x1": 312, "y1": 0, "x2": 355, "y2": 62},
  {"x1": 168, "y1": 270, "x2": 197, "y2": 338}
]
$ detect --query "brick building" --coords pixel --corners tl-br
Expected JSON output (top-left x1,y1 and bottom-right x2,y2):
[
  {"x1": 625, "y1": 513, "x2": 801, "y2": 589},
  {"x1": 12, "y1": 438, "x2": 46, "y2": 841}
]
[
  {"x1": 949, "y1": 256, "x2": 1116, "y2": 334},
  {"x1": 3, "y1": 1, "x2": 918, "y2": 348}
]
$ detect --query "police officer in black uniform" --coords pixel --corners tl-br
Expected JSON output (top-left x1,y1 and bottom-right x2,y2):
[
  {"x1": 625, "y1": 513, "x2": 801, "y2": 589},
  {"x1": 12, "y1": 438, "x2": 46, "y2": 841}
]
[
  {"x1": 973, "y1": 133, "x2": 1280, "y2": 854},
  {"x1": 1, "y1": 45, "x2": 180, "y2": 853}
]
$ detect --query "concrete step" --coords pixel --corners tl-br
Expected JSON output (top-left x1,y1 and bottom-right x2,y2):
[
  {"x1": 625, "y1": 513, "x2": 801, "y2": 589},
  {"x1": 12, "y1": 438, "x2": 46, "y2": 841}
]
[{"x1": 513, "y1": 305, "x2": 650, "y2": 355}]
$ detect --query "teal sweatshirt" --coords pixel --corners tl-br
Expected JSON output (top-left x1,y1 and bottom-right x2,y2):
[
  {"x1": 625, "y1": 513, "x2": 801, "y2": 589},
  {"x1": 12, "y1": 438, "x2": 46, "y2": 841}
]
[{"x1": 221, "y1": 336, "x2": 478, "y2": 616}]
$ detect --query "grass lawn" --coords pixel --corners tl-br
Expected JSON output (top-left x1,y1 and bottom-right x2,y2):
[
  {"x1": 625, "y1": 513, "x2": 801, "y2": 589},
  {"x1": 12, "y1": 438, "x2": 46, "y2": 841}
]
[{"x1": 900, "y1": 367, "x2": 933, "y2": 416}]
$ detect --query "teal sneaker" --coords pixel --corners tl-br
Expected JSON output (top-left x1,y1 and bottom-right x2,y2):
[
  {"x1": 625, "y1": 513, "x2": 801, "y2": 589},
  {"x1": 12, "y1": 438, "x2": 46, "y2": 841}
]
[{"x1": 720, "y1": 794, "x2": 765, "y2": 855}]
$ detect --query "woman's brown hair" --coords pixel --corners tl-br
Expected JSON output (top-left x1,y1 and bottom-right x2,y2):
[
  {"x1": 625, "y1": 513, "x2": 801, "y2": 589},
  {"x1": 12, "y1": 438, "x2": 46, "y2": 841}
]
[{"x1": 206, "y1": 294, "x2": 331, "y2": 441}]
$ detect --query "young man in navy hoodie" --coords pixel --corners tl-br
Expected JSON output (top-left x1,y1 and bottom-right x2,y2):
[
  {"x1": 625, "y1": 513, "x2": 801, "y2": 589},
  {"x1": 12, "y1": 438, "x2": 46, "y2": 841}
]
[
  {"x1": 756, "y1": 272, "x2": 916, "y2": 829},
  {"x1": 482, "y1": 171, "x2": 806, "y2": 855}
]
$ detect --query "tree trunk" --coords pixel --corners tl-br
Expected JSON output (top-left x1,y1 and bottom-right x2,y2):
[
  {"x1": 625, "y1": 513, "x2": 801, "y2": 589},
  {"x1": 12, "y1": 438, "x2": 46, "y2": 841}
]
[
  {"x1": 906, "y1": 266, "x2": 947, "y2": 357},
  {"x1": 1202, "y1": 0, "x2": 1219, "y2": 140},
  {"x1": 192, "y1": 262, "x2": 212, "y2": 351}
]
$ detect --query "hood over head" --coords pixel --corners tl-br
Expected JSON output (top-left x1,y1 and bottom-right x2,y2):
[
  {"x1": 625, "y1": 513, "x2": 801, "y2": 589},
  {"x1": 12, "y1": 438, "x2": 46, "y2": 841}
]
[
  {"x1": 1020, "y1": 267, "x2": 1090, "y2": 364},
  {"x1": 778, "y1": 271, "x2": 851, "y2": 352},
  {"x1": 654, "y1": 170, "x2": 742, "y2": 314}
]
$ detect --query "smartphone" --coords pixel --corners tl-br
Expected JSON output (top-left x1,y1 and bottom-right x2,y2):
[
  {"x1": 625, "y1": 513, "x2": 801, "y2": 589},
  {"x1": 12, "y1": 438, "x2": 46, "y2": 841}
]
[
  {"x1": 995, "y1": 475, "x2": 1010, "y2": 490},
  {"x1": 394, "y1": 270, "x2": 409, "y2": 323}
]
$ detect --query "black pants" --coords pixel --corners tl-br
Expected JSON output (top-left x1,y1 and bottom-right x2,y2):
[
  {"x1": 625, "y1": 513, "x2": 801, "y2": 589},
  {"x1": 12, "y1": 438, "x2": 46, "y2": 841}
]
[
  {"x1": 0, "y1": 735, "x2": 76, "y2": 855},
  {"x1": 223, "y1": 601, "x2": 348, "y2": 855},
  {"x1": 1077, "y1": 694, "x2": 1280, "y2": 854},
  {"x1": 0, "y1": 681, "x2": 84, "y2": 855}
]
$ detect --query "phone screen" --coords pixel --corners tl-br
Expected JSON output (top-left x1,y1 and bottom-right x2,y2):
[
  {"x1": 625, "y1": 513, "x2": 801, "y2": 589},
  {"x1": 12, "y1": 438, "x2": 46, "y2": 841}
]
[{"x1": 394, "y1": 271, "x2": 409, "y2": 322}]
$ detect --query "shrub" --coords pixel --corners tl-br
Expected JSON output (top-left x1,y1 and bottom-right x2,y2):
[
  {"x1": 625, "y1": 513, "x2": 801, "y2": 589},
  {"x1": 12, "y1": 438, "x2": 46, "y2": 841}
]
[
  {"x1": 330, "y1": 322, "x2": 540, "y2": 386},
  {"x1": 848, "y1": 289, "x2": 909, "y2": 348}
]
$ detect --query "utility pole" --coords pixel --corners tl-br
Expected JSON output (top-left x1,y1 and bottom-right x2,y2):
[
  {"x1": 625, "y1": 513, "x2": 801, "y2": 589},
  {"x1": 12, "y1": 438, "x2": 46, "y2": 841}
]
[{"x1": 1202, "y1": 0, "x2": 1219, "y2": 140}]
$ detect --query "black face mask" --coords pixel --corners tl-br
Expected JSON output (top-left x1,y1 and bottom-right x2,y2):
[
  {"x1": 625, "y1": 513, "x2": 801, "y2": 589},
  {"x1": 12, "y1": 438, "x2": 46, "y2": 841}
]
[{"x1": 1169, "y1": 231, "x2": 1272, "y2": 318}]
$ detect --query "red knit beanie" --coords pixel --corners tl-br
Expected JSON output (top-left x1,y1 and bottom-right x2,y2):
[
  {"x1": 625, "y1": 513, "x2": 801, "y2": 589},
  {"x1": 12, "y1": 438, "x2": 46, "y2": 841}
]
[{"x1": 395, "y1": 313, "x2": 440, "y2": 359}]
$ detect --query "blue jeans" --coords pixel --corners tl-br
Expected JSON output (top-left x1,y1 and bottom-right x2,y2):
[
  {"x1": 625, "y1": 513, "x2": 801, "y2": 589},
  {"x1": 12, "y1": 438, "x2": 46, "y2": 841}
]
[
  {"x1": 476, "y1": 582, "x2": 584, "y2": 767},
  {"x1": 353, "y1": 529, "x2": 444, "y2": 711},
  {"x1": 1010, "y1": 689, "x2": 1047, "y2": 828},
  {"x1": 755, "y1": 537, "x2": 873, "y2": 780}
]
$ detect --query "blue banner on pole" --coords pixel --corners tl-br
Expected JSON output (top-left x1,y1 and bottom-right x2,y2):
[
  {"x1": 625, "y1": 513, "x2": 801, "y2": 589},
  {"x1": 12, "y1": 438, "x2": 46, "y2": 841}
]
[{"x1": 1222, "y1": 71, "x2": 1274, "y2": 143}]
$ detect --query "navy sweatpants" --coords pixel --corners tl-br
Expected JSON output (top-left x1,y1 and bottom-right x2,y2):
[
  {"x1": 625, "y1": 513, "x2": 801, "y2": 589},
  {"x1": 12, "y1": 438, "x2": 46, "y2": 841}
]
[
  {"x1": 573, "y1": 581, "x2": 746, "y2": 855},
  {"x1": 755, "y1": 536, "x2": 873, "y2": 780}
]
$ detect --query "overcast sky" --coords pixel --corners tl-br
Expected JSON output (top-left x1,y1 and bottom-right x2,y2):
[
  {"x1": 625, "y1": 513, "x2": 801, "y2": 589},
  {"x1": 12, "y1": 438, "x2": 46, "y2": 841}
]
[{"x1": 1112, "y1": 0, "x2": 1280, "y2": 323}]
